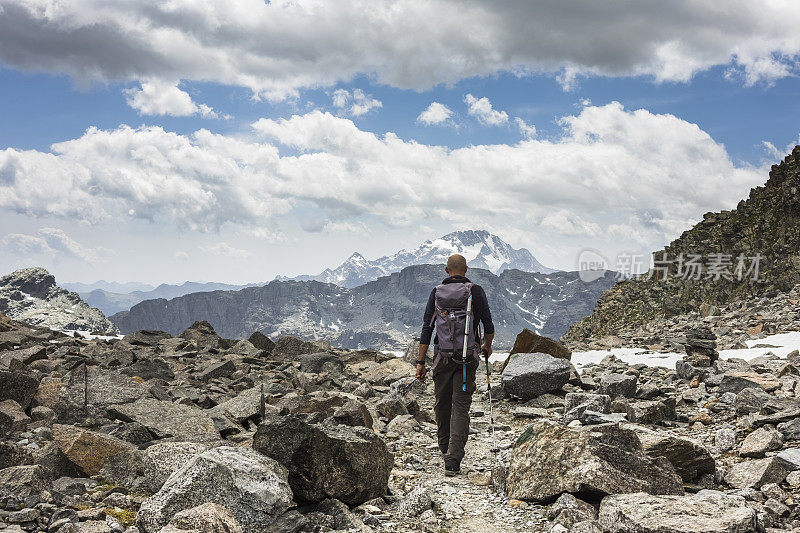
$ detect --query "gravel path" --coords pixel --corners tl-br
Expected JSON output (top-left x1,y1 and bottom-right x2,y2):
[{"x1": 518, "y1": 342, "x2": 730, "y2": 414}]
[{"x1": 383, "y1": 370, "x2": 555, "y2": 532}]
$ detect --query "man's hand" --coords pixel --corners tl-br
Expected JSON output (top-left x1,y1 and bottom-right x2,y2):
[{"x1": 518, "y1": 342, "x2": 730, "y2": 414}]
[
  {"x1": 415, "y1": 363, "x2": 427, "y2": 381},
  {"x1": 481, "y1": 333, "x2": 494, "y2": 357}
]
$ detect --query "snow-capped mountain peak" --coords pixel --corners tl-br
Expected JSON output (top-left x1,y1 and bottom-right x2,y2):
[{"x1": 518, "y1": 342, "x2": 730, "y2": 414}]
[{"x1": 291, "y1": 230, "x2": 554, "y2": 288}]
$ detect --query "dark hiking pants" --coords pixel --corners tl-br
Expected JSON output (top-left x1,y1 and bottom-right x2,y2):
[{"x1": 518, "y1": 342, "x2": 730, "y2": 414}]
[{"x1": 433, "y1": 354, "x2": 478, "y2": 465}]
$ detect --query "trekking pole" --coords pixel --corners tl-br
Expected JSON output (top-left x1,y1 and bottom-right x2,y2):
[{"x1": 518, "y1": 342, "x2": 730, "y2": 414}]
[
  {"x1": 461, "y1": 294, "x2": 473, "y2": 392},
  {"x1": 483, "y1": 349, "x2": 499, "y2": 454},
  {"x1": 397, "y1": 376, "x2": 421, "y2": 396}
]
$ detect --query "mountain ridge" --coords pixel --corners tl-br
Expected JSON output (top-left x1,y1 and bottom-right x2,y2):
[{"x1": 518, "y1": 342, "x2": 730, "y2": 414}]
[
  {"x1": 78, "y1": 281, "x2": 263, "y2": 316},
  {"x1": 281, "y1": 230, "x2": 555, "y2": 288},
  {"x1": 112, "y1": 264, "x2": 614, "y2": 350}
]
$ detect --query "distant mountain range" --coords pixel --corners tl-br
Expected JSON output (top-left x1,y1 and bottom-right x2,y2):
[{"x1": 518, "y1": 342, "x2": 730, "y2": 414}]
[
  {"x1": 280, "y1": 230, "x2": 555, "y2": 288},
  {"x1": 111, "y1": 264, "x2": 614, "y2": 350},
  {"x1": 77, "y1": 282, "x2": 262, "y2": 316},
  {"x1": 62, "y1": 280, "x2": 156, "y2": 294},
  {"x1": 73, "y1": 230, "x2": 555, "y2": 316}
]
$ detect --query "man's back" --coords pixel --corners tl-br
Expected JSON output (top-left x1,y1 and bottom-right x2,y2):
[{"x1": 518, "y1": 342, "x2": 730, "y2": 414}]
[
  {"x1": 419, "y1": 274, "x2": 494, "y2": 349},
  {"x1": 414, "y1": 254, "x2": 495, "y2": 476}
]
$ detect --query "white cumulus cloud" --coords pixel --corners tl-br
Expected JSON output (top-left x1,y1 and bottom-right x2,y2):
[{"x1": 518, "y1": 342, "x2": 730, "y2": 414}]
[
  {"x1": 540, "y1": 210, "x2": 600, "y2": 237},
  {"x1": 124, "y1": 80, "x2": 224, "y2": 118},
  {"x1": 0, "y1": 103, "x2": 769, "y2": 259},
  {"x1": 515, "y1": 117, "x2": 536, "y2": 139},
  {"x1": 417, "y1": 102, "x2": 454, "y2": 125},
  {"x1": 1, "y1": 228, "x2": 110, "y2": 263},
  {"x1": 331, "y1": 88, "x2": 382, "y2": 117},
  {"x1": 464, "y1": 94, "x2": 508, "y2": 126},
  {"x1": 199, "y1": 242, "x2": 251, "y2": 258}
]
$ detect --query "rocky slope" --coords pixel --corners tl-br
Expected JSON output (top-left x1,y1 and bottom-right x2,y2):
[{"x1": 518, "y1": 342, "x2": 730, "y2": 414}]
[
  {"x1": 110, "y1": 265, "x2": 615, "y2": 350},
  {"x1": 3, "y1": 313, "x2": 800, "y2": 531},
  {"x1": 564, "y1": 145, "x2": 800, "y2": 347},
  {"x1": 285, "y1": 230, "x2": 555, "y2": 288},
  {"x1": 0, "y1": 268, "x2": 118, "y2": 334}
]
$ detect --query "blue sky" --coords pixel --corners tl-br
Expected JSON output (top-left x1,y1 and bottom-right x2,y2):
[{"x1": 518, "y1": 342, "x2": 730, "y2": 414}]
[
  {"x1": 1, "y1": 1, "x2": 799, "y2": 285},
  {"x1": 3, "y1": 66, "x2": 798, "y2": 162}
]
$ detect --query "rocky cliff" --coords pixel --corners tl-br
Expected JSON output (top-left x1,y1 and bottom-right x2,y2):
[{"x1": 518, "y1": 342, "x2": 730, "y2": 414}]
[
  {"x1": 564, "y1": 145, "x2": 800, "y2": 346},
  {"x1": 0, "y1": 267, "x2": 118, "y2": 334},
  {"x1": 111, "y1": 265, "x2": 615, "y2": 349}
]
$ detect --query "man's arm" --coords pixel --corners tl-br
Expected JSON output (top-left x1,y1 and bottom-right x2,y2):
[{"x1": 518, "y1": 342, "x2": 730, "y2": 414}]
[
  {"x1": 416, "y1": 289, "x2": 436, "y2": 380},
  {"x1": 475, "y1": 285, "x2": 495, "y2": 355}
]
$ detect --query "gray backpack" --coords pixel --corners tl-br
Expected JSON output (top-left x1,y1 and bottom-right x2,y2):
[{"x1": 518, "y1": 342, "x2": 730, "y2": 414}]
[{"x1": 431, "y1": 282, "x2": 478, "y2": 359}]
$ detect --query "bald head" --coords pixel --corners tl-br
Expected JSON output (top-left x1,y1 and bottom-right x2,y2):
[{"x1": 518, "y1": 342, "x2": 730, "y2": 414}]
[{"x1": 446, "y1": 254, "x2": 468, "y2": 276}]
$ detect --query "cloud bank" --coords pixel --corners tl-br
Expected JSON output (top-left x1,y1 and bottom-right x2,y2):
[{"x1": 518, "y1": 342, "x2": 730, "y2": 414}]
[
  {"x1": 1, "y1": 228, "x2": 111, "y2": 263},
  {"x1": 1, "y1": 0, "x2": 799, "y2": 98},
  {"x1": 0, "y1": 103, "x2": 765, "y2": 256}
]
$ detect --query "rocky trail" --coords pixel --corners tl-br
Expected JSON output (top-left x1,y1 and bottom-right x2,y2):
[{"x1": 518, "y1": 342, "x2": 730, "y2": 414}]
[{"x1": 3, "y1": 309, "x2": 800, "y2": 532}]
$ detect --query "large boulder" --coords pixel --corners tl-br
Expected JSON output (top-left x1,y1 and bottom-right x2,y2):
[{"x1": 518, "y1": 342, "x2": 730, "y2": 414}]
[
  {"x1": 197, "y1": 360, "x2": 237, "y2": 382},
  {"x1": 210, "y1": 385, "x2": 279, "y2": 425},
  {"x1": 158, "y1": 503, "x2": 242, "y2": 533},
  {"x1": 0, "y1": 464, "x2": 50, "y2": 499},
  {"x1": 253, "y1": 415, "x2": 393, "y2": 505},
  {"x1": 598, "y1": 373, "x2": 638, "y2": 399},
  {"x1": 0, "y1": 400, "x2": 30, "y2": 434},
  {"x1": 298, "y1": 352, "x2": 344, "y2": 374},
  {"x1": 725, "y1": 456, "x2": 794, "y2": 489},
  {"x1": 598, "y1": 490, "x2": 757, "y2": 533},
  {"x1": 625, "y1": 399, "x2": 676, "y2": 425},
  {"x1": 57, "y1": 366, "x2": 148, "y2": 422},
  {"x1": 142, "y1": 442, "x2": 209, "y2": 494},
  {"x1": 137, "y1": 446, "x2": 292, "y2": 533},
  {"x1": 512, "y1": 329, "x2": 571, "y2": 360},
  {"x1": 108, "y1": 398, "x2": 219, "y2": 442},
  {"x1": 501, "y1": 353, "x2": 571, "y2": 400},
  {"x1": 179, "y1": 320, "x2": 225, "y2": 351},
  {"x1": 122, "y1": 330, "x2": 172, "y2": 347},
  {"x1": 0, "y1": 370, "x2": 39, "y2": 409},
  {"x1": 52, "y1": 424, "x2": 136, "y2": 476},
  {"x1": 563, "y1": 393, "x2": 611, "y2": 424},
  {"x1": 506, "y1": 421, "x2": 683, "y2": 501},
  {"x1": 248, "y1": 331, "x2": 275, "y2": 352},
  {"x1": 498, "y1": 329, "x2": 571, "y2": 373},
  {"x1": 630, "y1": 426, "x2": 714, "y2": 482},
  {"x1": 718, "y1": 371, "x2": 780, "y2": 394},
  {"x1": 361, "y1": 358, "x2": 415, "y2": 385},
  {"x1": 121, "y1": 357, "x2": 175, "y2": 381},
  {"x1": 739, "y1": 425, "x2": 783, "y2": 458},
  {"x1": 272, "y1": 335, "x2": 330, "y2": 359},
  {"x1": 734, "y1": 387, "x2": 771, "y2": 415}
]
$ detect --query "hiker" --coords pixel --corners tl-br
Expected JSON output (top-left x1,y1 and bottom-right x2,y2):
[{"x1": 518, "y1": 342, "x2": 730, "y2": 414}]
[{"x1": 415, "y1": 253, "x2": 494, "y2": 476}]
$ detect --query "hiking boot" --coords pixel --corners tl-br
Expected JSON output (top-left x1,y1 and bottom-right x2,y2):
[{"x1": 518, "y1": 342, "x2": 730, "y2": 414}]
[{"x1": 444, "y1": 459, "x2": 460, "y2": 477}]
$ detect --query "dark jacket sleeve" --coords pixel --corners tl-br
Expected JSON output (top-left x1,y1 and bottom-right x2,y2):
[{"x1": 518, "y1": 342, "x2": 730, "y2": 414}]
[
  {"x1": 420, "y1": 288, "x2": 436, "y2": 345},
  {"x1": 474, "y1": 285, "x2": 494, "y2": 336}
]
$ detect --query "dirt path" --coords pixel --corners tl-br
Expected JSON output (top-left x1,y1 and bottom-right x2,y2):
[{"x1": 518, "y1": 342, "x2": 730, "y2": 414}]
[{"x1": 385, "y1": 371, "x2": 553, "y2": 532}]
